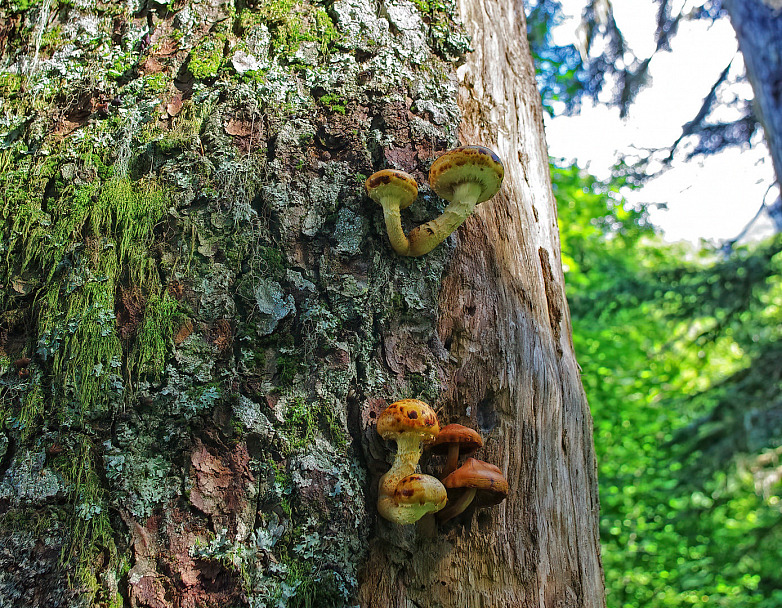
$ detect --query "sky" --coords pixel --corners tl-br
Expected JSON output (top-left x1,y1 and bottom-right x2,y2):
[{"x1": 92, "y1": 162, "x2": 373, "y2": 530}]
[{"x1": 542, "y1": 0, "x2": 779, "y2": 244}]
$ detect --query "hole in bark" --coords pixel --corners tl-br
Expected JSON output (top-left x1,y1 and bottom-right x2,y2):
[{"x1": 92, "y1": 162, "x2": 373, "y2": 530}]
[
  {"x1": 266, "y1": 134, "x2": 277, "y2": 161},
  {"x1": 0, "y1": 309, "x2": 30, "y2": 358},
  {"x1": 345, "y1": 386, "x2": 365, "y2": 452},
  {"x1": 443, "y1": 333, "x2": 453, "y2": 351},
  {"x1": 42, "y1": 175, "x2": 57, "y2": 213},
  {"x1": 246, "y1": 433, "x2": 266, "y2": 459},
  {"x1": 476, "y1": 393, "x2": 497, "y2": 434},
  {"x1": 370, "y1": 113, "x2": 385, "y2": 132},
  {"x1": 477, "y1": 510, "x2": 493, "y2": 529}
]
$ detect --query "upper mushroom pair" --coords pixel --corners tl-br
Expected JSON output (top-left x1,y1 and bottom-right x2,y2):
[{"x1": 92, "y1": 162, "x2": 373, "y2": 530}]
[
  {"x1": 376, "y1": 399, "x2": 508, "y2": 526},
  {"x1": 366, "y1": 145, "x2": 504, "y2": 257}
]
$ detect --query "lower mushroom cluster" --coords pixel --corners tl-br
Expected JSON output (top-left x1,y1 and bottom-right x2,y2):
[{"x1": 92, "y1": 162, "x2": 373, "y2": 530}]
[{"x1": 375, "y1": 399, "x2": 508, "y2": 525}]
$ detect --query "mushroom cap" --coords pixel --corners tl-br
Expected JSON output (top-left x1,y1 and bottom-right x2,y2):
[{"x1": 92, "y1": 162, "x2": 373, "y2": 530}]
[
  {"x1": 429, "y1": 424, "x2": 483, "y2": 456},
  {"x1": 393, "y1": 473, "x2": 447, "y2": 510},
  {"x1": 429, "y1": 145, "x2": 504, "y2": 204},
  {"x1": 442, "y1": 457, "x2": 509, "y2": 506},
  {"x1": 376, "y1": 399, "x2": 440, "y2": 443},
  {"x1": 365, "y1": 169, "x2": 418, "y2": 210}
]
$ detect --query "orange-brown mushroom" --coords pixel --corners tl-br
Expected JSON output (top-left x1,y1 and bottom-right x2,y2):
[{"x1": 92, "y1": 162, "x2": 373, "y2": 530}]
[
  {"x1": 429, "y1": 423, "x2": 483, "y2": 478},
  {"x1": 437, "y1": 457, "x2": 509, "y2": 522}
]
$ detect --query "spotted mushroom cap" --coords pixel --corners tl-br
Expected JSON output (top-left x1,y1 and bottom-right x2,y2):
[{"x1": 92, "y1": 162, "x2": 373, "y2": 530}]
[
  {"x1": 365, "y1": 169, "x2": 418, "y2": 210},
  {"x1": 429, "y1": 424, "x2": 483, "y2": 456},
  {"x1": 376, "y1": 399, "x2": 440, "y2": 443},
  {"x1": 393, "y1": 474, "x2": 447, "y2": 510},
  {"x1": 442, "y1": 457, "x2": 509, "y2": 506},
  {"x1": 429, "y1": 145, "x2": 504, "y2": 204}
]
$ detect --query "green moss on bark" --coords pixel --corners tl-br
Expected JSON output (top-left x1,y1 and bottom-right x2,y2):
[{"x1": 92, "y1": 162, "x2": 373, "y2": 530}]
[
  {"x1": 2, "y1": 168, "x2": 176, "y2": 599},
  {"x1": 0, "y1": 0, "x2": 472, "y2": 604},
  {"x1": 189, "y1": 33, "x2": 228, "y2": 79}
]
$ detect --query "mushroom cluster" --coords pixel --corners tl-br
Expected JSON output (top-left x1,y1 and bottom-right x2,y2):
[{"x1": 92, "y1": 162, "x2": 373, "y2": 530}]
[
  {"x1": 376, "y1": 402, "x2": 508, "y2": 526},
  {"x1": 366, "y1": 145, "x2": 504, "y2": 257}
]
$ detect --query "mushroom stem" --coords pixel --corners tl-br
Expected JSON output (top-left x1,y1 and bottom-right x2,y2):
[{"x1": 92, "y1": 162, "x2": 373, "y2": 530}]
[
  {"x1": 417, "y1": 513, "x2": 437, "y2": 538},
  {"x1": 380, "y1": 198, "x2": 411, "y2": 256},
  {"x1": 406, "y1": 182, "x2": 482, "y2": 257},
  {"x1": 378, "y1": 432, "x2": 425, "y2": 495},
  {"x1": 377, "y1": 432, "x2": 447, "y2": 524},
  {"x1": 437, "y1": 488, "x2": 478, "y2": 523},
  {"x1": 442, "y1": 443, "x2": 461, "y2": 479}
]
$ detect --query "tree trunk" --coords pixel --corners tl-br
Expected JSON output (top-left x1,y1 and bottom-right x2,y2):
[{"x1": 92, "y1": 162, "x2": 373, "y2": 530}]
[
  {"x1": 0, "y1": 1, "x2": 604, "y2": 607},
  {"x1": 724, "y1": 0, "x2": 782, "y2": 190}
]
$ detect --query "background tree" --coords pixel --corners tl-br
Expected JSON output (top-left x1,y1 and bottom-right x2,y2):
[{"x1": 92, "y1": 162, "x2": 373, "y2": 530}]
[
  {"x1": 723, "y1": 0, "x2": 782, "y2": 191},
  {"x1": 554, "y1": 161, "x2": 782, "y2": 607},
  {"x1": 528, "y1": 0, "x2": 782, "y2": 204},
  {"x1": 0, "y1": 0, "x2": 603, "y2": 607}
]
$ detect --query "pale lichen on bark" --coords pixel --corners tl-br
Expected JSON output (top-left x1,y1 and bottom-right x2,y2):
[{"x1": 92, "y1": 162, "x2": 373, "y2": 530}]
[{"x1": 0, "y1": 0, "x2": 477, "y2": 606}]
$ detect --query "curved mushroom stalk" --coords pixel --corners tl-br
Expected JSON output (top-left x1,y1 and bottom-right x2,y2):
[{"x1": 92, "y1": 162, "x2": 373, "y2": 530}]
[
  {"x1": 380, "y1": 431, "x2": 430, "y2": 487},
  {"x1": 379, "y1": 198, "x2": 412, "y2": 256},
  {"x1": 436, "y1": 487, "x2": 477, "y2": 523},
  {"x1": 366, "y1": 146, "x2": 504, "y2": 257},
  {"x1": 404, "y1": 182, "x2": 484, "y2": 257},
  {"x1": 365, "y1": 170, "x2": 418, "y2": 256},
  {"x1": 378, "y1": 473, "x2": 447, "y2": 525}
]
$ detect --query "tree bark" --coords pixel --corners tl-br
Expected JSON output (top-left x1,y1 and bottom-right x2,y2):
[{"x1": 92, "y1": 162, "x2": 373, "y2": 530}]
[
  {"x1": 358, "y1": 0, "x2": 604, "y2": 606},
  {"x1": 724, "y1": 0, "x2": 782, "y2": 190},
  {"x1": 0, "y1": 1, "x2": 603, "y2": 607}
]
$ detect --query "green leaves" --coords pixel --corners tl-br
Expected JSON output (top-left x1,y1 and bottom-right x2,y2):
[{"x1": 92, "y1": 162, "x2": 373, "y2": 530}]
[{"x1": 556, "y1": 159, "x2": 782, "y2": 607}]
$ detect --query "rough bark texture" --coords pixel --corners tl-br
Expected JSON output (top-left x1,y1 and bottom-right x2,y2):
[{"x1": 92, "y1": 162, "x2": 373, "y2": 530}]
[
  {"x1": 724, "y1": 0, "x2": 782, "y2": 189},
  {"x1": 0, "y1": 0, "x2": 603, "y2": 607}
]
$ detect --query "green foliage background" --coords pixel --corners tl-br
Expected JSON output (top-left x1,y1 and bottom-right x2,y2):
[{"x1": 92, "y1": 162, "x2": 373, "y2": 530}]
[{"x1": 554, "y1": 162, "x2": 782, "y2": 607}]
